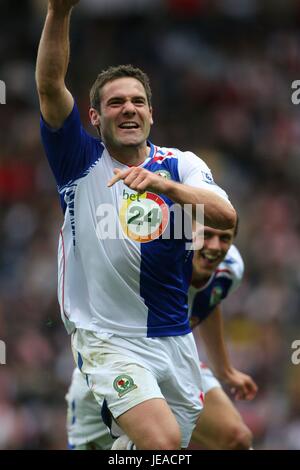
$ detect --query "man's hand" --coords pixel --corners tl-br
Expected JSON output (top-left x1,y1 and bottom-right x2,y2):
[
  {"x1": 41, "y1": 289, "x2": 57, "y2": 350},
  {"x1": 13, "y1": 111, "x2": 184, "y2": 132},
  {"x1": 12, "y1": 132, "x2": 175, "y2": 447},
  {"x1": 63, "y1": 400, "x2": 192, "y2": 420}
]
[
  {"x1": 107, "y1": 167, "x2": 169, "y2": 194},
  {"x1": 220, "y1": 368, "x2": 258, "y2": 401},
  {"x1": 48, "y1": 0, "x2": 80, "y2": 14}
]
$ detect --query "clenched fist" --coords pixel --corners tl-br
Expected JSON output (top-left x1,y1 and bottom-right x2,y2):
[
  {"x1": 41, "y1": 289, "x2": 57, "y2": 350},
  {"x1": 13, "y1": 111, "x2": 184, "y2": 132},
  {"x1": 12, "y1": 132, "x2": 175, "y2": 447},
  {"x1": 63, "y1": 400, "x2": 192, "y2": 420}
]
[{"x1": 48, "y1": 0, "x2": 80, "y2": 14}]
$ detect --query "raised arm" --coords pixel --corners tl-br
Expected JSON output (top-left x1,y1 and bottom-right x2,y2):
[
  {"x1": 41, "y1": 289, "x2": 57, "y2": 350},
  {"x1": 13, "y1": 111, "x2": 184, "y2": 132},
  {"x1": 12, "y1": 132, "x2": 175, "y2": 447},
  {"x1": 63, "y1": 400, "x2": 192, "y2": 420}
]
[
  {"x1": 36, "y1": 0, "x2": 79, "y2": 128},
  {"x1": 198, "y1": 305, "x2": 258, "y2": 400}
]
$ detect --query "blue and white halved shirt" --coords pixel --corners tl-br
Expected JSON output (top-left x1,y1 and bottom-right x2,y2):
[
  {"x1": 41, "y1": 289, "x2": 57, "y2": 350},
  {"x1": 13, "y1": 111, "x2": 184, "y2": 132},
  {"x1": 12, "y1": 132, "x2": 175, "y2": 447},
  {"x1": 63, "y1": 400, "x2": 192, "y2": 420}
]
[{"x1": 41, "y1": 102, "x2": 230, "y2": 337}]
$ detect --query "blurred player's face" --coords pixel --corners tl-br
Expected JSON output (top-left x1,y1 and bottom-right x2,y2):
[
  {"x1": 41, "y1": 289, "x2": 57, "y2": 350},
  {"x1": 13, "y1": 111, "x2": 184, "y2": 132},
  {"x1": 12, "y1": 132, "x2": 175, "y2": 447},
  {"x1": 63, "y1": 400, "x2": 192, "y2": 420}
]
[
  {"x1": 192, "y1": 226, "x2": 235, "y2": 281},
  {"x1": 91, "y1": 77, "x2": 153, "y2": 151}
]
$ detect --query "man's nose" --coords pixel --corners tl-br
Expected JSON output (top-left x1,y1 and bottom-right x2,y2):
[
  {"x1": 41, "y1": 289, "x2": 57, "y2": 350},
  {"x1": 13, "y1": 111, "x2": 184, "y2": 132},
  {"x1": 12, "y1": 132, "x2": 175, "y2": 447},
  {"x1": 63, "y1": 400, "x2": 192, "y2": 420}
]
[{"x1": 122, "y1": 100, "x2": 136, "y2": 114}]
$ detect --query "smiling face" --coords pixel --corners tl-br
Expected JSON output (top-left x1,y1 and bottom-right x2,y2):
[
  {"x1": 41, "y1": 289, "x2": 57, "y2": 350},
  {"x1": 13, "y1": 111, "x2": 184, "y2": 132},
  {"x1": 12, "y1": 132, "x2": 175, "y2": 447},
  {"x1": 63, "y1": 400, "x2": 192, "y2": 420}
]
[
  {"x1": 192, "y1": 226, "x2": 235, "y2": 284},
  {"x1": 89, "y1": 77, "x2": 153, "y2": 155}
]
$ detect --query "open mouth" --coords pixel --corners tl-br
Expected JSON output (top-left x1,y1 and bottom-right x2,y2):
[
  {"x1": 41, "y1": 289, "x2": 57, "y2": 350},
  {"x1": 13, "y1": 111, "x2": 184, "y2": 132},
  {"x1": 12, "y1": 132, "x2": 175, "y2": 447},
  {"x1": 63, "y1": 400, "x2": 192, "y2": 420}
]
[
  {"x1": 200, "y1": 251, "x2": 221, "y2": 264},
  {"x1": 118, "y1": 122, "x2": 140, "y2": 130}
]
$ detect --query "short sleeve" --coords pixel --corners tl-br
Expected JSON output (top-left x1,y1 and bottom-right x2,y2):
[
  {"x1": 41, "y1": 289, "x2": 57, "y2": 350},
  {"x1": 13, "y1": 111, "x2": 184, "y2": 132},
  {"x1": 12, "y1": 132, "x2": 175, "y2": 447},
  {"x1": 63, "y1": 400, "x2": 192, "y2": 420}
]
[
  {"x1": 177, "y1": 151, "x2": 230, "y2": 202},
  {"x1": 40, "y1": 102, "x2": 103, "y2": 188},
  {"x1": 225, "y1": 245, "x2": 245, "y2": 295}
]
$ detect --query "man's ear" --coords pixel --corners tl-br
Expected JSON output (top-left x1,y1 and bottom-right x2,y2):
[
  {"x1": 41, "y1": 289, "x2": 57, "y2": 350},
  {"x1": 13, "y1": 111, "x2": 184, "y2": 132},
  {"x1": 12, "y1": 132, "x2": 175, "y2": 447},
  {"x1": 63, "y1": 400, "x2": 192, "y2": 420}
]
[
  {"x1": 150, "y1": 107, "x2": 154, "y2": 126},
  {"x1": 89, "y1": 108, "x2": 101, "y2": 127}
]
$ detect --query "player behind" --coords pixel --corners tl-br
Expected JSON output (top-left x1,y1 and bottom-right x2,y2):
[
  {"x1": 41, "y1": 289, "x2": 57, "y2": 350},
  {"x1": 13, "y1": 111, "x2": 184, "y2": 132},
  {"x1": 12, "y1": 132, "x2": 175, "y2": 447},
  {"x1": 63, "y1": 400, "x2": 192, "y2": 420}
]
[
  {"x1": 188, "y1": 222, "x2": 257, "y2": 449},
  {"x1": 66, "y1": 222, "x2": 257, "y2": 450},
  {"x1": 36, "y1": 0, "x2": 236, "y2": 449}
]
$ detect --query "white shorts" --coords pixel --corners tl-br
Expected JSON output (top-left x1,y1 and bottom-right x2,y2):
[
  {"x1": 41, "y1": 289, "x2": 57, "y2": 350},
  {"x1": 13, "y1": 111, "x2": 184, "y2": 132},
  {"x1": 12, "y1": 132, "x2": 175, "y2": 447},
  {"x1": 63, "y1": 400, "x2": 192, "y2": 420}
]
[
  {"x1": 200, "y1": 362, "x2": 221, "y2": 394},
  {"x1": 71, "y1": 329, "x2": 203, "y2": 448},
  {"x1": 66, "y1": 368, "x2": 114, "y2": 449},
  {"x1": 66, "y1": 362, "x2": 221, "y2": 448}
]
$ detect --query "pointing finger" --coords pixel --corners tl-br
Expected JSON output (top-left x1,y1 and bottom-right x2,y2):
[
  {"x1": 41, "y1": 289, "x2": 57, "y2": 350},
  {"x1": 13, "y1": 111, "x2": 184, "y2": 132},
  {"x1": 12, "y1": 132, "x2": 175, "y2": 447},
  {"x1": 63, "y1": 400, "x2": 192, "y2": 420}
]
[{"x1": 107, "y1": 168, "x2": 127, "y2": 187}]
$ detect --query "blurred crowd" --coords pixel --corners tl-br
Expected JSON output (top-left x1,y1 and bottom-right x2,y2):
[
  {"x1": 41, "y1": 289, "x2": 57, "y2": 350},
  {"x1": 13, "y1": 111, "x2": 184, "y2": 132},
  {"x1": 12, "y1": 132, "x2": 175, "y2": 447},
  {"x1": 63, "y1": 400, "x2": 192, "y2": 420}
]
[{"x1": 1, "y1": 0, "x2": 300, "y2": 449}]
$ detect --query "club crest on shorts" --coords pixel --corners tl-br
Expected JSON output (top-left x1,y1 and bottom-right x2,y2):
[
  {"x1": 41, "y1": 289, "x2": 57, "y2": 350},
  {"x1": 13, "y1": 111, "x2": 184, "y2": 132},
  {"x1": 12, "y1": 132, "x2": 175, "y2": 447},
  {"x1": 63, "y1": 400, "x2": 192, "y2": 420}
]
[{"x1": 113, "y1": 375, "x2": 138, "y2": 397}]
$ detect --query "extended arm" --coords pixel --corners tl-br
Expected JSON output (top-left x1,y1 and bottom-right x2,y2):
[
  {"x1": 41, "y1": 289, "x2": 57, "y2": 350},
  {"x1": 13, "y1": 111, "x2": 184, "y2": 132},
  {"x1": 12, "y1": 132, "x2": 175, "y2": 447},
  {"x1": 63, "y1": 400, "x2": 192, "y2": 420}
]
[
  {"x1": 198, "y1": 305, "x2": 257, "y2": 400},
  {"x1": 36, "y1": 0, "x2": 79, "y2": 128},
  {"x1": 160, "y1": 179, "x2": 236, "y2": 230},
  {"x1": 108, "y1": 168, "x2": 236, "y2": 230}
]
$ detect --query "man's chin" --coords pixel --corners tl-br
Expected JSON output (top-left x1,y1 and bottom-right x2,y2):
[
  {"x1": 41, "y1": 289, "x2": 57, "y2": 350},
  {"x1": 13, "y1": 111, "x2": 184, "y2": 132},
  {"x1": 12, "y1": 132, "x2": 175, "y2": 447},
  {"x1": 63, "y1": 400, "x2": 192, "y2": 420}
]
[
  {"x1": 200, "y1": 262, "x2": 218, "y2": 277},
  {"x1": 116, "y1": 137, "x2": 145, "y2": 148}
]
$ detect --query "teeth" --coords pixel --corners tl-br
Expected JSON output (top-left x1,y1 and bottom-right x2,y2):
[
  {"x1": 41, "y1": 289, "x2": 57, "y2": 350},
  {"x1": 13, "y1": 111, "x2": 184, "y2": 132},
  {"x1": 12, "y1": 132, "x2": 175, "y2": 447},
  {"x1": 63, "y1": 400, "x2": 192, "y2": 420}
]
[
  {"x1": 120, "y1": 123, "x2": 138, "y2": 129},
  {"x1": 202, "y1": 252, "x2": 219, "y2": 261}
]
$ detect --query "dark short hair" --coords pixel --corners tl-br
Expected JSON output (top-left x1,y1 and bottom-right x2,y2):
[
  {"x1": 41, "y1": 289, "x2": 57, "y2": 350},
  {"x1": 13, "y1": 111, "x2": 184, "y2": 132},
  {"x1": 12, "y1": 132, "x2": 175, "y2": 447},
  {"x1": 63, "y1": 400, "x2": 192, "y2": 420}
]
[{"x1": 89, "y1": 64, "x2": 152, "y2": 112}]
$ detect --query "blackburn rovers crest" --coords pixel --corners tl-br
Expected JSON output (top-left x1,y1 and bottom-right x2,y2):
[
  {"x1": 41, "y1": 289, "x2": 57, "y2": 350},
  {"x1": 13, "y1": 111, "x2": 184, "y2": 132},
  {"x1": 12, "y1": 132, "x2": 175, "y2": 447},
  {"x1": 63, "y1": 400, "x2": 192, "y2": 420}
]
[{"x1": 113, "y1": 375, "x2": 138, "y2": 397}]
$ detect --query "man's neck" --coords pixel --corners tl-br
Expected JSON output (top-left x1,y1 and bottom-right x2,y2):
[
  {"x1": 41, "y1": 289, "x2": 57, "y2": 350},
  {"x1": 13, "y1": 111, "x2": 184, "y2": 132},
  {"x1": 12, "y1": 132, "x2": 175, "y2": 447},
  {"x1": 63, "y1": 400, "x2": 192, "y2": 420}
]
[{"x1": 106, "y1": 143, "x2": 150, "y2": 167}]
